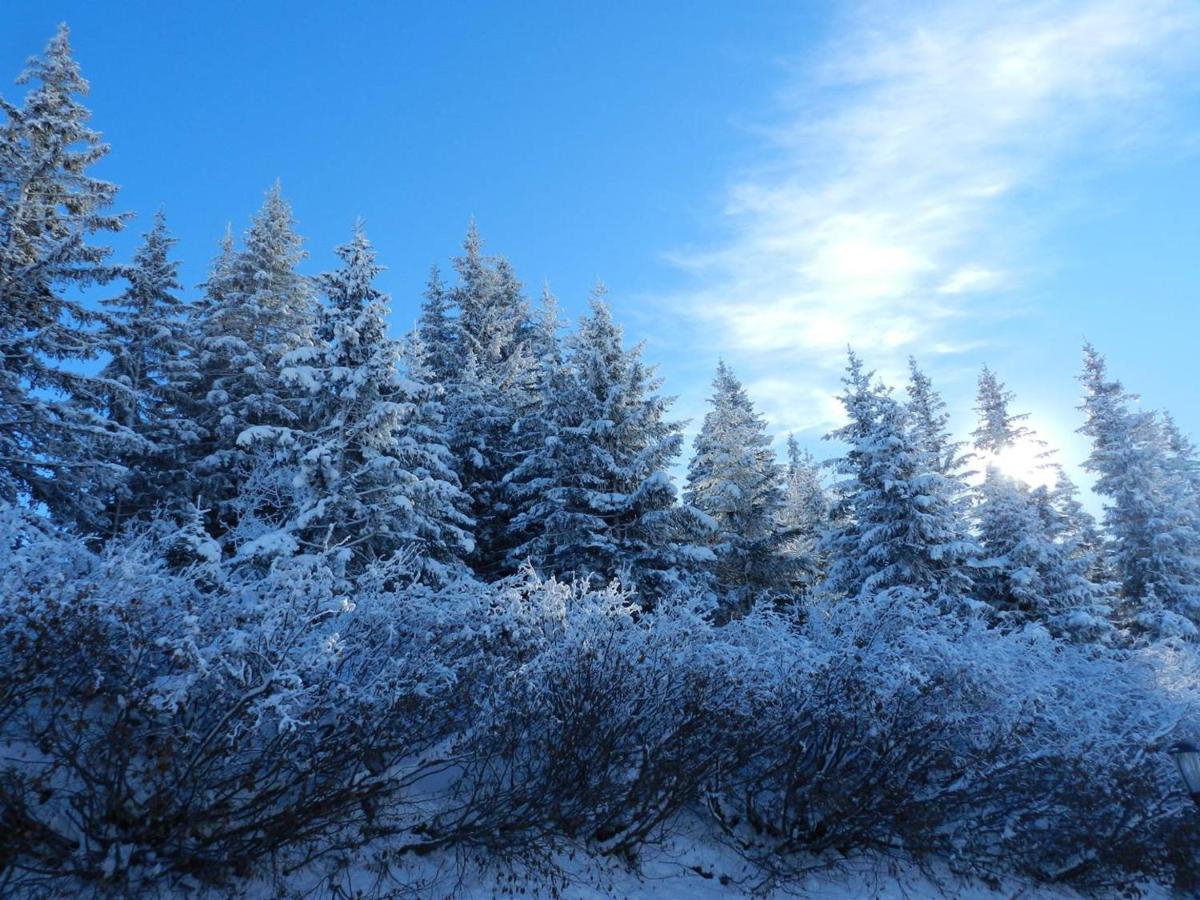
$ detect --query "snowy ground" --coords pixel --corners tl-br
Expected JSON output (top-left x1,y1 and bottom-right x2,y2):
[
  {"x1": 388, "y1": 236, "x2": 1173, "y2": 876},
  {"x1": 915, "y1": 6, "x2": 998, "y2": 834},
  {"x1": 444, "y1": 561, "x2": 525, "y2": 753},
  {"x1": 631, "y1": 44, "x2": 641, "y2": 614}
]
[{"x1": 248, "y1": 831, "x2": 1150, "y2": 899}]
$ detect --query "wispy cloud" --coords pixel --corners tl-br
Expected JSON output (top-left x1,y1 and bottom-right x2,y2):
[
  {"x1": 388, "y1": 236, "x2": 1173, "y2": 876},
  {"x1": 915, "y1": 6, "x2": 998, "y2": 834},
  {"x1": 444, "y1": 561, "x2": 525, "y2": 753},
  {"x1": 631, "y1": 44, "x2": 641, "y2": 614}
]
[{"x1": 661, "y1": 0, "x2": 1200, "y2": 436}]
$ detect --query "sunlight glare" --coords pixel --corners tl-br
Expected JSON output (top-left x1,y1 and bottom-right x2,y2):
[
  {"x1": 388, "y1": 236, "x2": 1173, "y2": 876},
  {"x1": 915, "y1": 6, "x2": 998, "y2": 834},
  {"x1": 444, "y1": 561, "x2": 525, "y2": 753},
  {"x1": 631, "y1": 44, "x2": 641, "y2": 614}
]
[{"x1": 986, "y1": 438, "x2": 1055, "y2": 488}]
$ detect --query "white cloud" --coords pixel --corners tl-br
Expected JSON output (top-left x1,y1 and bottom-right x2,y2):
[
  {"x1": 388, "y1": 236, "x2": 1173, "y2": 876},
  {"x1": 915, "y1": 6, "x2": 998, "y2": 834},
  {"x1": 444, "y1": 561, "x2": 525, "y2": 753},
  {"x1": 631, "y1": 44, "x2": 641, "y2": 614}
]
[
  {"x1": 937, "y1": 266, "x2": 1003, "y2": 295},
  {"x1": 660, "y1": 0, "x2": 1200, "y2": 438}
]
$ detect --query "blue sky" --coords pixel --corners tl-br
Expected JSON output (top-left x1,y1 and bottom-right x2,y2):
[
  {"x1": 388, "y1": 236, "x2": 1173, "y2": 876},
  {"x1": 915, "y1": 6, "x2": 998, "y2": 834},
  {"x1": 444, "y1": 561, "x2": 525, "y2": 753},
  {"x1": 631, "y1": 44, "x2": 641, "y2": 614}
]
[{"x1": 5, "y1": 0, "x2": 1199, "y2": 487}]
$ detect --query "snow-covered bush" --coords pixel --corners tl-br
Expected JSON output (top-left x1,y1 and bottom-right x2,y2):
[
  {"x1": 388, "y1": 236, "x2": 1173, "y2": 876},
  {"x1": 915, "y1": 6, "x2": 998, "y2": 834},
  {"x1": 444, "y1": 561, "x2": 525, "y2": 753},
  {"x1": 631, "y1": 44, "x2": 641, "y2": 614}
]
[
  {"x1": 709, "y1": 588, "x2": 1200, "y2": 892},
  {"x1": 416, "y1": 581, "x2": 768, "y2": 860},
  {"x1": 711, "y1": 590, "x2": 1000, "y2": 867},
  {"x1": 0, "y1": 510, "x2": 494, "y2": 890},
  {"x1": 3, "y1": 504, "x2": 1200, "y2": 894}
]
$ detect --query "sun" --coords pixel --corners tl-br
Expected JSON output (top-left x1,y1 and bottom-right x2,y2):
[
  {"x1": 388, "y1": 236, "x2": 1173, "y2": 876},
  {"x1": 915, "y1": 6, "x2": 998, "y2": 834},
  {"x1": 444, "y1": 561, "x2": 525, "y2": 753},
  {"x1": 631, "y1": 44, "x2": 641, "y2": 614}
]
[{"x1": 984, "y1": 438, "x2": 1056, "y2": 489}]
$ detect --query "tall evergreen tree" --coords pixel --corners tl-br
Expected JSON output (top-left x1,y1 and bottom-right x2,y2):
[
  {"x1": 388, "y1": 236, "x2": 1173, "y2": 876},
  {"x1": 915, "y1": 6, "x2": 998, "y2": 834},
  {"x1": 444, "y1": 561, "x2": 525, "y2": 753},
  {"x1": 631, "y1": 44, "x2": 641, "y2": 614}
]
[
  {"x1": 972, "y1": 365, "x2": 1034, "y2": 455},
  {"x1": 1163, "y1": 414, "x2": 1200, "y2": 506},
  {"x1": 822, "y1": 350, "x2": 977, "y2": 604},
  {"x1": 905, "y1": 357, "x2": 966, "y2": 477},
  {"x1": 0, "y1": 24, "x2": 136, "y2": 529},
  {"x1": 505, "y1": 283, "x2": 567, "y2": 564},
  {"x1": 442, "y1": 223, "x2": 536, "y2": 577},
  {"x1": 188, "y1": 184, "x2": 316, "y2": 542},
  {"x1": 1160, "y1": 414, "x2": 1200, "y2": 596},
  {"x1": 777, "y1": 433, "x2": 831, "y2": 599},
  {"x1": 970, "y1": 366, "x2": 1105, "y2": 628},
  {"x1": 415, "y1": 264, "x2": 458, "y2": 388},
  {"x1": 93, "y1": 211, "x2": 198, "y2": 530},
  {"x1": 1079, "y1": 344, "x2": 1200, "y2": 625},
  {"x1": 250, "y1": 224, "x2": 473, "y2": 581},
  {"x1": 1047, "y1": 467, "x2": 1111, "y2": 587},
  {"x1": 526, "y1": 282, "x2": 564, "y2": 371},
  {"x1": 685, "y1": 360, "x2": 788, "y2": 613},
  {"x1": 974, "y1": 472, "x2": 1106, "y2": 629},
  {"x1": 508, "y1": 291, "x2": 710, "y2": 606}
]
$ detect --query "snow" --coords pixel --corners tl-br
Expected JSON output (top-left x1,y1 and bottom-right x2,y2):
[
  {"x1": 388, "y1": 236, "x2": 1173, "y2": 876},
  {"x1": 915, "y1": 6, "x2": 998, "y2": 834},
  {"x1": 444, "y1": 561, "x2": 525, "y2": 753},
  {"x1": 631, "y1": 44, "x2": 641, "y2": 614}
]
[{"x1": 247, "y1": 833, "x2": 1116, "y2": 900}]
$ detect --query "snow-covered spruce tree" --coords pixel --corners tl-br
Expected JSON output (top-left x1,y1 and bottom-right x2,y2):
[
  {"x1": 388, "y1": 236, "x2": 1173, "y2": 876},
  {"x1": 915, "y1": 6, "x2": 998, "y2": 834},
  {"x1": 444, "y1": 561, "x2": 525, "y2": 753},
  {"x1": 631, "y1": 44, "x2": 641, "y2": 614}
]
[
  {"x1": 507, "y1": 289, "x2": 712, "y2": 607},
  {"x1": 776, "y1": 433, "x2": 831, "y2": 600},
  {"x1": 1047, "y1": 466, "x2": 1113, "y2": 589},
  {"x1": 970, "y1": 367, "x2": 1106, "y2": 632},
  {"x1": 1158, "y1": 413, "x2": 1200, "y2": 611},
  {"x1": 821, "y1": 350, "x2": 977, "y2": 605},
  {"x1": 684, "y1": 360, "x2": 789, "y2": 615},
  {"x1": 415, "y1": 264, "x2": 460, "y2": 388},
  {"x1": 0, "y1": 24, "x2": 139, "y2": 531},
  {"x1": 972, "y1": 364, "x2": 1034, "y2": 454},
  {"x1": 974, "y1": 475, "x2": 1111, "y2": 636},
  {"x1": 906, "y1": 358, "x2": 973, "y2": 546},
  {"x1": 246, "y1": 224, "x2": 473, "y2": 582},
  {"x1": 186, "y1": 185, "x2": 316, "y2": 544},
  {"x1": 504, "y1": 283, "x2": 567, "y2": 565},
  {"x1": 1163, "y1": 414, "x2": 1200, "y2": 507},
  {"x1": 905, "y1": 357, "x2": 968, "y2": 478},
  {"x1": 441, "y1": 223, "x2": 537, "y2": 578},
  {"x1": 1079, "y1": 344, "x2": 1200, "y2": 632},
  {"x1": 91, "y1": 211, "x2": 199, "y2": 531},
  {"x1": 527, "y1": 282, "x2": 564, "y2": 371},
  {"x1": 1079, "y1": 345, "x2": 1155, "y2": 606},
  {"x1": 1030, "y1": 477, "x2": 1117, "y2": 640}
]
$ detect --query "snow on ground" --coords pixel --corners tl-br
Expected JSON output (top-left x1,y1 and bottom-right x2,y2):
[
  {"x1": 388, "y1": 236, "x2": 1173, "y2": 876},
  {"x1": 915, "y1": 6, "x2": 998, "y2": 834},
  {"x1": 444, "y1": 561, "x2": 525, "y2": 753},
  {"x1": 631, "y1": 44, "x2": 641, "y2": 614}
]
[{"x1": 250, "y1": 830, "x2": 1155, "y2": 899}]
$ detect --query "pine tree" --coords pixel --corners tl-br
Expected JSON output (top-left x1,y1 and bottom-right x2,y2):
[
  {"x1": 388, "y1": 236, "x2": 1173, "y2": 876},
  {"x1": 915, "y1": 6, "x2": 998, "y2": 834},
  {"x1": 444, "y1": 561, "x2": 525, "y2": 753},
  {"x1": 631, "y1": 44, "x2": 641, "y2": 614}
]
[
  {"x1": 505, "y1": 283, "x2": 567, "y2": 565},
  {"x1": 237, "y1": 182, "x2": 315, "y2": 362},
  {"x1": 973, "y1": 471, "x2": 1106, "y2": 629},
  {"x1": 508, "y1": 290, "x2": 710, "y2": 606},
  {"x1": 905, "y1": 358, "x2": 966, "y2": 477},
  {"x1": 188, "y1": 185, "x2": 316, "y2": 542},
  {"x1": 415, "y1": 265, "x2": 458, "y2": 387},
  {"x1": 0, "y1": 24, "x2": 136, "y2": 529},
  {"x1": 442, "y1": 223, "x2": 536, "y2": 577},
  {"x1": 972, "y1": 365, "x2": 1034, "y2": 455},
  {"x1": 1079, "y1": 344, "x2": 1200, "y2": 624},
  {"x1": 1162, "y1": 414, "x2": 1200, "y2": 507},
  {"x1": 971, "y1": 366, "x2": 1105, "y2": 628},
  {"x1": 777, "y1": 433, "x2": 830, "y2": 599},
  {"x1": 684, "y1": 360, "x2": 788, "y2": 613},
  {"x1": 1159, "y1": 414, "x2": 1200, "y2": 603},
  {"x1": 1144, "y1": 413, "x2": 1200, "y2": 620},
  {"x1": 822, "y1": 350, "x2": 977, "y2": 604},
  {"x1": 1047, "y1": 467, "x2": 1111, "y2": 587},
  {"x1": 93, "y1": 211, "x2": 198, "y2": 530},
  {"x1": 526, "y1": 282, "x2": 564, "y2": 371},
  {"x1": 257, "y1": 224, "x2": 473, "y2": 582}
]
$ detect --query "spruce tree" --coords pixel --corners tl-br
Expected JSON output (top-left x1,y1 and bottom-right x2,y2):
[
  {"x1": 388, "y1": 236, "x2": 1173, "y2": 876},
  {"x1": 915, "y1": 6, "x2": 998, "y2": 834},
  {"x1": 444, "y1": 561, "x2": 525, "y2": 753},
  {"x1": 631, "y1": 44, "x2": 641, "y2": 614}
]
[
  {"x1": 415, "y1": 265, "x2": 459, "y2": 387},
  {"x1": 1047, "y1": 467, "x2": 1111, "y2": 587},
  {"x1": 684, "y1": 360, "x2": 788, "y2": 613},
  {"x1": 1158, "y1": 414, "x2": 1200, "y2": 606},
  {"x1": 964, "y1": 367, "x2": 1104, "y2": 633},
  {"x1": 508, "y1": 290, "x2": 710, "y2": 606},
  {"x1": 972, "y1": 365, "x2": 1034, "y2": 455},
  {"x1": 777, "y1": 433, "x2": 831, "y2": 599},
  {"x1": 442, "y1": 223, "x2": 536, "y2": 577},
  {"x1": 905, "y1": 357, "x2": 966, "y2": 477},
  {"x1": 974, "y1": 472, "x2": 1106, "y2": 630},
  {"x1": 188, "y1": 185, "x2": 316, "y2": 542},
  {"x1": 93, "y1": 211, "x2": 198, "y2": 530},
  {"x1": 969, "y1": 366, "x2": 1107, "y2": 631},
  {"x1": 822, "y1": 350, "x2": 977, "y2": 604},
  {"x1": 0, "y1": 24, "x2": 136, "y2": 529},
  {"x1": 259, "y1": 225, "x2": 473, "y2": 581},
  {"x1": 1079, "y1": 344, "x2": 1200, "y2": 626},
  {"x1": 505, "y1": 284, "x2": 567, "y2": 565}
]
